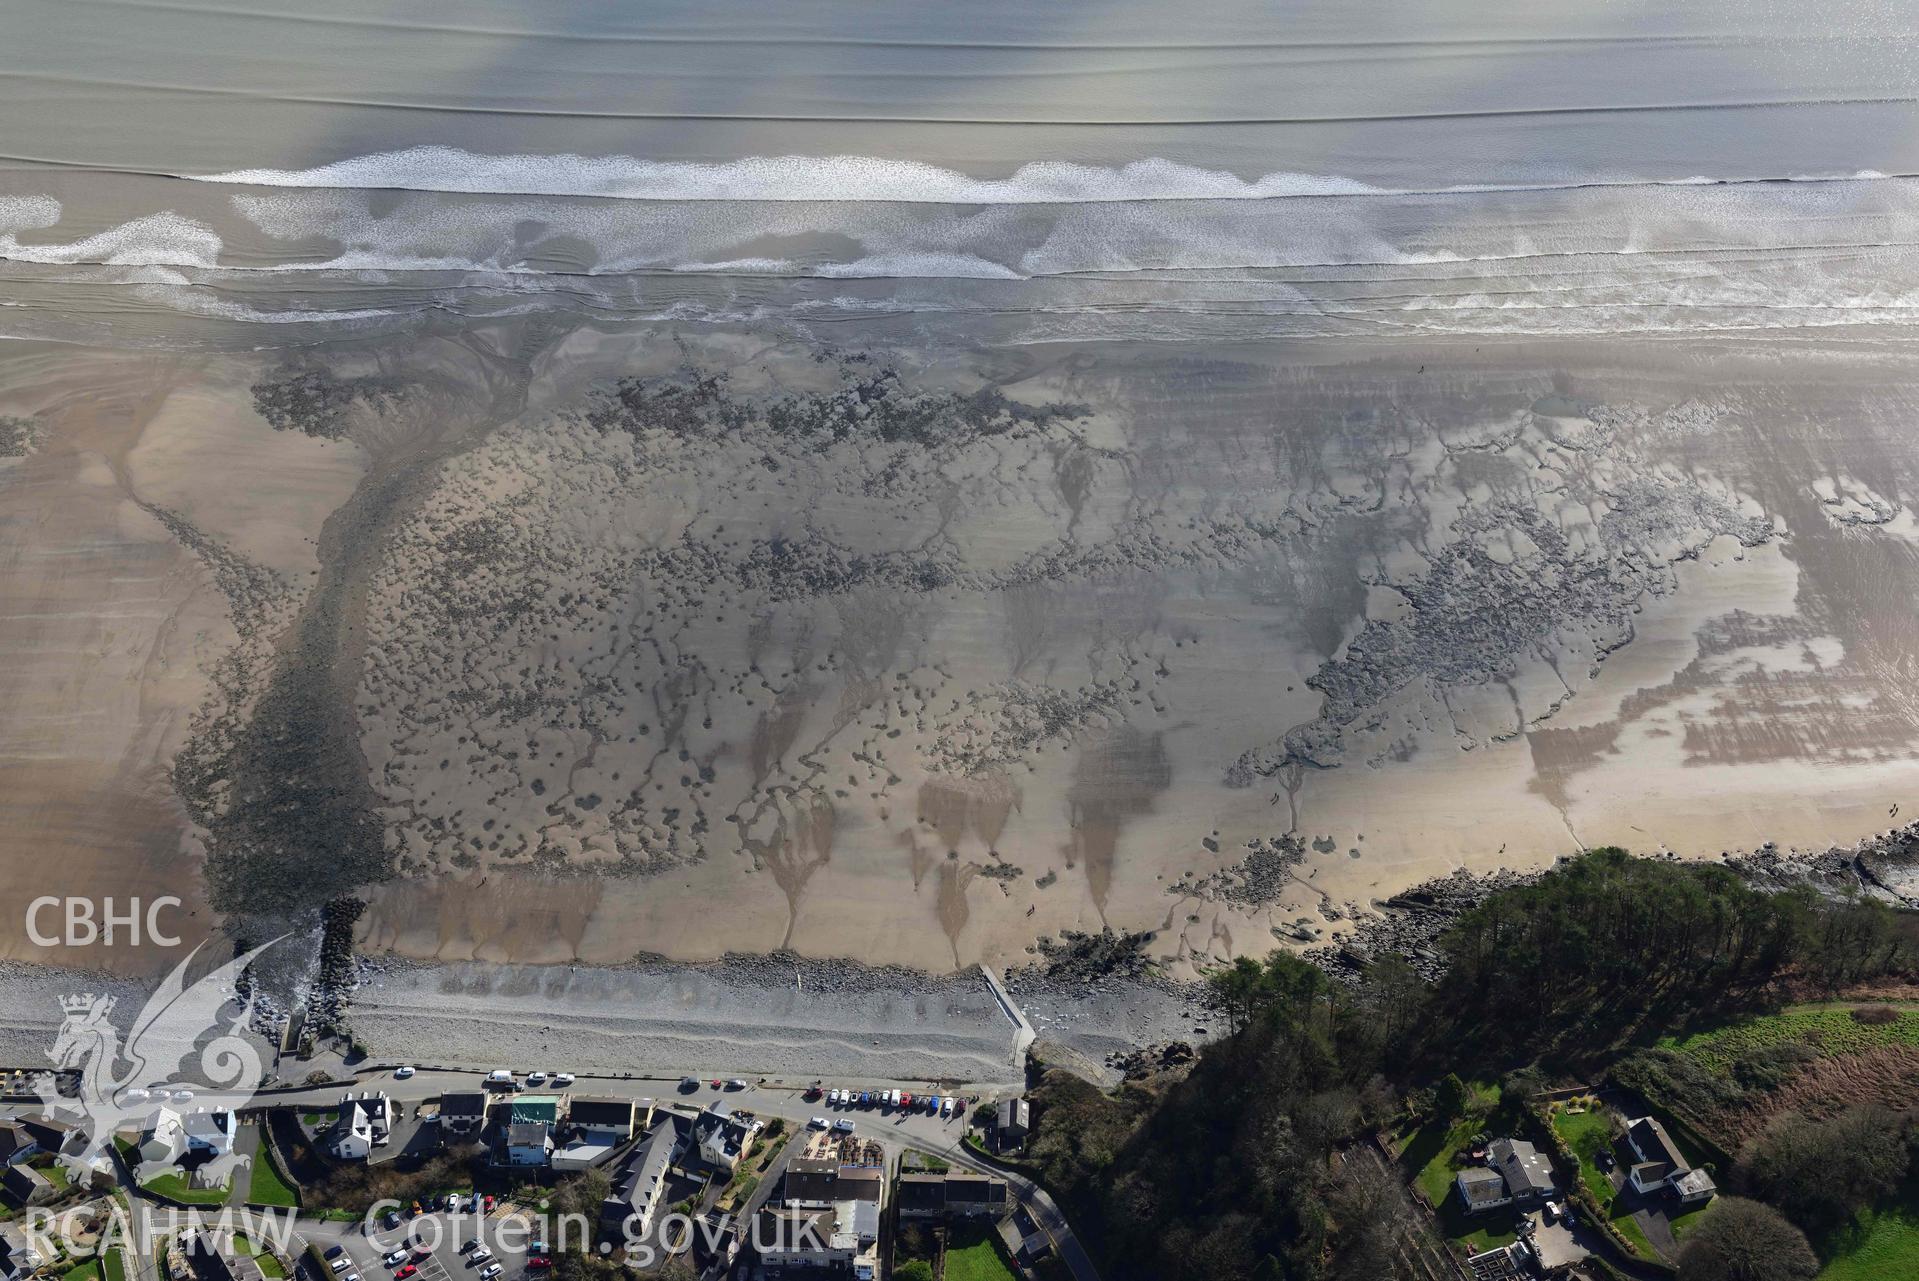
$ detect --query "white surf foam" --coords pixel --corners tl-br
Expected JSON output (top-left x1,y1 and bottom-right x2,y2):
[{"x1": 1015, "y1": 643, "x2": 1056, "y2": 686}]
[
  {"x1": 189, "y1": 147, "x2": 1909, "y2": 205},
  {"x1": 1, "y1": 211, "x2": 222, "y2": 269},
  {"x1": 196, "y1": 149, "x2": 1401, "y2": 203}
]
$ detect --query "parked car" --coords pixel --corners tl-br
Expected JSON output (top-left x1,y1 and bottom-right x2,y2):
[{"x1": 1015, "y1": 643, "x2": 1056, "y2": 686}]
[
  {"x1": 329, "y1": 1260, "x2": 351, "y2": 1274},
  {"x1": 394, "y1": 1268, "x2": 416, "y2": 1280},
  {"x1": 527, "y1": 1242, "x2": 548, "y2": 1256},
  {"x1": 803, "y1": 1086, "x2": 822, "y2": 1101},
  {"x1": 384, "y1": 1251, "x2": 409, "y2": 1267},
  {"x1": 479, "y1": 1267, "x2": 501, "y2": 1280},
  {"x1": 381, "y1": 1211, "x2": 402, "y2": 1231},
  {"x1": 552, "y1": 1073, "x2": 574, "y2": 1086},
  {"x1": 459, "y1": 1242, "x2": 481, "y2": 1255},
  {"x1": 525, "y1": 1071, "x2": 547, "y2": 1086},
  {"x1": 525, "y1": 1260, "x2": 552, "y2": 1272},
  {"x1": 394, "y1": 1066, "x2": 415, "y2": 1079},
  {"x1": 808, "y1": 1116, "x2": 829, "y2": 1129},
  {"x1": 482, "y1": 1195, "x2": 495, "y2": 1212},
  {"x1": 859, "y1": 1091, "x2": 871, "y2": 1106},
  {"x1": 174, "y1": 1089, "x2": 195, "y2": 1102},
  {"x1": 486, "y1": 1069, "x2": 513, "y2": 1083},
  {"x1": 679, "y1": 1077, "x2": 699, "y2": 1093},
  {"x1": 940, "y1": 1097, "x2": 954, "y2": 1118},
  {"x1": 725, "y1": 1079, "x2": 747, "y2": 1091},
  {"x1": 832, "y1": 1119, "x2": 856, "y2": 1134},
  {"x1": 324, "y1": 1248, "x2": 345, "y2": 1261}
]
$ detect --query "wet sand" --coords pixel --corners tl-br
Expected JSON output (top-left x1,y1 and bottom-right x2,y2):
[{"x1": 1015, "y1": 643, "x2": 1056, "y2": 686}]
[{"x1": 7, "y1": 325, "x2": 1917, "y2": 978}]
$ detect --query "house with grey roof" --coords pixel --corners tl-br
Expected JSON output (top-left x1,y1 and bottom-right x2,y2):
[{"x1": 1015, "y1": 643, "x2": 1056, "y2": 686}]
[
  {"x1": 1487, "y1": 1137, "x2": 1557, "y2": 1204},
  {"x1": 1626, "y1": 1117, "x2": 1716, "y2": 1205}
]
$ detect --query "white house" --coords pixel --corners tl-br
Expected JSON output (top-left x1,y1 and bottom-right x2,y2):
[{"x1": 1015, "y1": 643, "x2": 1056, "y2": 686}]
[
  {"x1": 1625, "y1": 1117, "x2": 1716, "y2": 1205},
  {"x1": 328, "y1": 1093, "x2": 392, "y2": 1161},
  {"x1": 137, "y1": 1107, "x2": 186, "y2": 1166},
  {"x1": 183, "y1": 1109, "x2": 235, "y2": 1158}
]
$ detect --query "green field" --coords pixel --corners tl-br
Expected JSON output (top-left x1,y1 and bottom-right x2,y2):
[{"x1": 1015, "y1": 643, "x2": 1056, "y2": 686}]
[
  {"x1": 232, "y1": 1235, "x2": 286, "y2": 1278},
  {"x1": 943, "y1": 1229, "x2": 1019, "y2": 1281},
  {"x1": 1818, "y1": 1180, "x2": 1919, "y2": 1281},
  {"x1": 62, "y1": 1260, "x2": 101, "y2": 1281},
  {"x1": 246, "y1": 1147, "x2": 301, "y2": 1208},
  {"x1": 1549, "y1": 1106, "x2": 1657, "y2": 1259},
  {"x1": 101, "y1": 1251, "x2": 126, "y2": 1281},
  {"x1": 139, "y1": 1170, "x2": 229, "y2": 1206},
  {"x1": 1658, "y1": 1007, "x2": 1919, "y2": 1073}
]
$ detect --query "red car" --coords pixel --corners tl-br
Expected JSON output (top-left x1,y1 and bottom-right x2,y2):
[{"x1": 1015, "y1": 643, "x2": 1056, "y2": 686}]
[
  {"x1": 396, "y1": 1267, "x2": 417, "y2": 1279},
  {"x1": 709, "y1": 1079, "x2": 722, "y2": 1089},
  {"x1": 482, "y1": 1196, "x2": 495, "y2": 1213},
  {"x1": 525, "y1": 1260, "x2": 552, "y2": 1271}
]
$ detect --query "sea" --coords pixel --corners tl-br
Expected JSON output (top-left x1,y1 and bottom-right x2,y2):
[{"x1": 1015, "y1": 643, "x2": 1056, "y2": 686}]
[{"x1": 4, "y1": 0, "x2": 1919, "y2": 344}]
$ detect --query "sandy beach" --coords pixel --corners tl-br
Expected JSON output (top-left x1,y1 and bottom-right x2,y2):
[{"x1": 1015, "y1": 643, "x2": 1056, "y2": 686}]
[{"x1": 4, "y1": 326, "x2": 1919, "y2": 984}]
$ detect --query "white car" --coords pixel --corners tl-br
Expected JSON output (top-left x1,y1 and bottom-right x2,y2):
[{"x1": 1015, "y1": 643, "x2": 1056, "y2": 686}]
[
  {"x1": 384, "y1": 1252, "x2": 408, "y2": 1267},
  {"x1": 485, "y1": 1069, "x2": 513, "y2": 1083},
  {"x1": 174, "y1": 1089, "x2": 195, "y2": 1102},
  {"x1": 808, "y1": 1116, "x2": 829, "y2": 1130},
  {"x1": 524, "y1": 1071, "x2": 547, "y2": 1086},
  {"x1": 394, "y1": 1066, "x2": 415, "y2": 1079},
  {"x1": 940, "y1": 1097, "x2": 954, "y2": 1118},
  {"x1": 832, "y1": 1119, "x2": 856, "y2": 1134},
  {"x1": 469, "y1": 1248, "x2": 491, "y2": 1263},
  {"x1": 479, "y1": 1267, "x2": 501, "y2": 1280},
  {"x1": 552, "y1": 1073, "x2": 574, "y2": 1086},
  {"x1": 119, "y1": 1088, "x2": 149, "y2": 1104}
]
